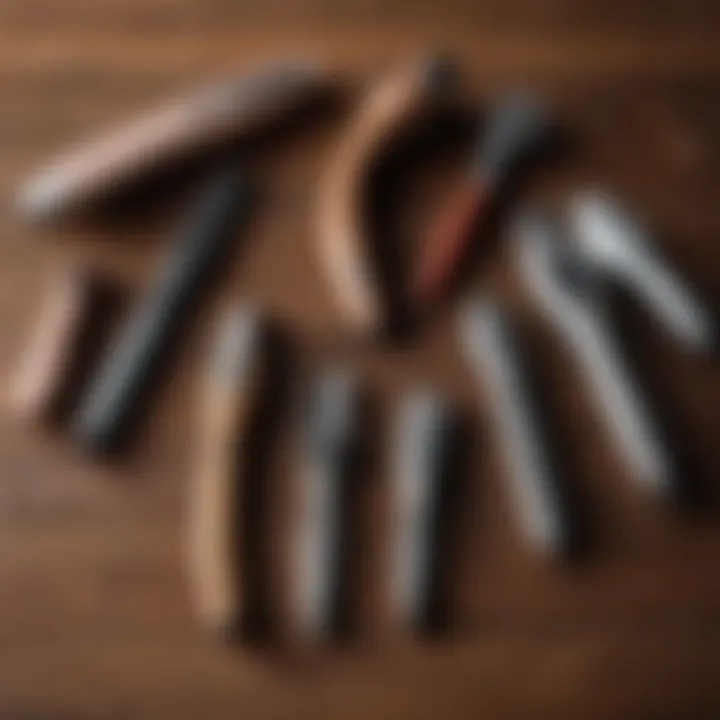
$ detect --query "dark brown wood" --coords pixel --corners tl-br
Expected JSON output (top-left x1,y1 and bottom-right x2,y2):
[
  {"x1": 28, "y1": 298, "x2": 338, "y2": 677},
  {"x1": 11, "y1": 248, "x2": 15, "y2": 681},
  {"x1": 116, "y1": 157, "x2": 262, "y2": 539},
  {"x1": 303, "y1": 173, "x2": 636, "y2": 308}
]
[{"x1": 0, "y1": 1, "x2": 719, "y2": 717}]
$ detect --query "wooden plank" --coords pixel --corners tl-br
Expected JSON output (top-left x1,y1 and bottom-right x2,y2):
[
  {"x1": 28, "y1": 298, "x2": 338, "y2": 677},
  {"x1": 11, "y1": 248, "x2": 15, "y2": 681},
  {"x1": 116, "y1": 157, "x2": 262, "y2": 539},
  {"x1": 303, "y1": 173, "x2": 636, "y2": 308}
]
[{"x1": 0, "y1": 1, "x2": 719, "y2": 716}]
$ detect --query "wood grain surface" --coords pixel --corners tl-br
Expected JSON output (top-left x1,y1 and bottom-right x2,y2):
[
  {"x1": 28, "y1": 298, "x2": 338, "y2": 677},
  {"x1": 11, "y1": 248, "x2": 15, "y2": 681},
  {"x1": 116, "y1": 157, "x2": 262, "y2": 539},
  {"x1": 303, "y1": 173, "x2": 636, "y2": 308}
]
[{"x1": 1, "y1": 1, "x2": 719, "y2": 717}]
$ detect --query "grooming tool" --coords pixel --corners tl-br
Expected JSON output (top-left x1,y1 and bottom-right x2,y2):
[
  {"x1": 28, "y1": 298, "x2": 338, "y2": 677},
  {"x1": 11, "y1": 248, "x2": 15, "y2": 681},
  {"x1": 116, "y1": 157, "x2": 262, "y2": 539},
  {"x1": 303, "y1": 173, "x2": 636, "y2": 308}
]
[
  {"x1": 8, "y1": 265, "x2": 115, "y2": 425},
  {"x1": 19, "y1": 61, "x2": 322, "y2": 222},
  {"x1": 516, "y1": 209, "x2": 674, "y2": 495},
  {"x1": 414, "y1": 93, "x2": 549, "y2": 306},
  {"x1": 74, "y1": 167, "x2": 254, "y2": 453},
  {"x1": 292, "y1": 369, "x2": 359, "y2": 640},
  {"x1": 459, "y1": 298, "x2": 572, "y2": 555},
  {"x1": 317, "y1": 57, "x2": 454, "y2": 337},
  {"x1": 390, "y1": 391, "x2": 453, "y2": 630},
  {"x1": 188, "y1": 305, "x2": 264, "y2": 638},
  {"x1": 568, "y1": 191, "x2": 715, "y2": 352}
]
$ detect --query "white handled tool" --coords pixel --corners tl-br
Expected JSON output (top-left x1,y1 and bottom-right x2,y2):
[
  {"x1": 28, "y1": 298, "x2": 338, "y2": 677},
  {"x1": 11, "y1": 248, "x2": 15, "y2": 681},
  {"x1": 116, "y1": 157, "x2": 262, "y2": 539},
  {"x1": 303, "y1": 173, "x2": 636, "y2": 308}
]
[
  {"x1": 292, "y1": 369, "x2": 359, "y2": 640},
  {"x1": 390, "y1": 391, "x2": 452, "y2": 630},
  {"x1": 459, "y1": 298, "x2": 572, "y2": 555},
  {"x1": 568, "y1": 191, "x2": 715, "y2": 352},
  {"x1": 516, "y1": 210, "x2": 674, "y2": 495}
]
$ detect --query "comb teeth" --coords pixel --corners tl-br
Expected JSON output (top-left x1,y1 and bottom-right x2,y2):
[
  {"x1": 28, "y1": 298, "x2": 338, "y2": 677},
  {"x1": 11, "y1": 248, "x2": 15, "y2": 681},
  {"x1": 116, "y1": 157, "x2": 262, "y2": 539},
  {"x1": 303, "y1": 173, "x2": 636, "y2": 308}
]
[{"x1": 475, "y1": 92, "x2": 548, "y2": 186}]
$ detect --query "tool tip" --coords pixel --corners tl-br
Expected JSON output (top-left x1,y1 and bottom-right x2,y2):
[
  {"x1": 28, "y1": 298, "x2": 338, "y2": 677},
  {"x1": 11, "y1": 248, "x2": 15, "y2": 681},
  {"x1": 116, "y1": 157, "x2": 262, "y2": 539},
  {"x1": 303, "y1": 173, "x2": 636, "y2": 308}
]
[
  {"x1": 421, "y1": 55, "x2": 457, "y2": 92},
  {"x1": 478, "y1": 91, "x2": 550, "y2": 185}
]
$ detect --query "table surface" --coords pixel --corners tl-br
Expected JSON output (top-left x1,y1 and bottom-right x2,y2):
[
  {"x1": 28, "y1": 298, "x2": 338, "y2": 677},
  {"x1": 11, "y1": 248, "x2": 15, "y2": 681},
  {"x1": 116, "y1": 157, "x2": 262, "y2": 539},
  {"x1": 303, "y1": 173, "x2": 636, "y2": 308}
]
[{"x1": 1, "y1": 1, "x2": 719, "y2": 717}]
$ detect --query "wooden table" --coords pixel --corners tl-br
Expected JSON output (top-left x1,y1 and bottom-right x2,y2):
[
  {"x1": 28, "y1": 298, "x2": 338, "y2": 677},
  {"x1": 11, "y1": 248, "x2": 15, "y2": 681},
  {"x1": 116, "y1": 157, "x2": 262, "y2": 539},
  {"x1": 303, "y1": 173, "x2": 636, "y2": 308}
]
[{"x1": 1, "y1": 1, "x2": 719, "y2": 717}]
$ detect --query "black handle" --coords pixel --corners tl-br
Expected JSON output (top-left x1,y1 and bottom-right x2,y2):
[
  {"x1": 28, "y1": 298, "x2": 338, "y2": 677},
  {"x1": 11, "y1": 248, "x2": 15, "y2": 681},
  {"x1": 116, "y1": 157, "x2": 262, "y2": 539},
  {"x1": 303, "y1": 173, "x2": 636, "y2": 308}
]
[{"x1": 74, "y1": 167, "x2": 255, "y2": 453}]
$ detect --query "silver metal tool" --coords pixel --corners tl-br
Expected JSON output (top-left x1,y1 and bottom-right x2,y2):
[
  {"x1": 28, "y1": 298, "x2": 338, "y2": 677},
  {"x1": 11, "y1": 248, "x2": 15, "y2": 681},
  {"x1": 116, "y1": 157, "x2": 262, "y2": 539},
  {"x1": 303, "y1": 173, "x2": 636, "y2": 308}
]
[
  {"x1": 568, "y1": 191, "x2": 715, "y2": 352},
  {"x1": 458, "y1": 298, "x2": 570, "y2": 555},
  {"x1": 293, "y1": 369, "x2": 359, "y2": 640},
  {"x1": 515, "y1": 209, "x2": 674, "y2": 495},
  {"x1": 390, "y1": 391, "x2": 452, "y2": 630}
]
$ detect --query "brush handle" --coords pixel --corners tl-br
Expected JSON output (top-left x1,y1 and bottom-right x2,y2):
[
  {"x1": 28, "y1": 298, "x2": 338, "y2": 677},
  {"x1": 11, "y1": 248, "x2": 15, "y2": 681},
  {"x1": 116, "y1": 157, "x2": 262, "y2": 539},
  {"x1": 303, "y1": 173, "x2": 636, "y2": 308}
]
[
  {"x1": 188, "y1": 309, "x2": 262, "y2": 637},
  {"x1": 20, "y1": 62, "x2": 321, "y2": 221},
  {"x1": 317, "y1": 59, "x2": 451, "y2": 336},
  {"x1": 292, "y1": 370, "x2": 358, "y2": 640},
  {"x1": 9, "y1": 266, "x2": 109, "y2": 424},
  {"x1": 413, "y1": 178, "x2": 490, "y2": 306},
  {"x1": 74, "y1": 169, "x2": 253, "y2": 453},
  {"x1": 293, "y1": 458, "x2": 345, "y2": 639},
  {"x1": 459, "y1": 300, "x2": 570, "y2": 555},
  {"x1": 391, "y1": 393, "x2": 449, "y2": 630}
]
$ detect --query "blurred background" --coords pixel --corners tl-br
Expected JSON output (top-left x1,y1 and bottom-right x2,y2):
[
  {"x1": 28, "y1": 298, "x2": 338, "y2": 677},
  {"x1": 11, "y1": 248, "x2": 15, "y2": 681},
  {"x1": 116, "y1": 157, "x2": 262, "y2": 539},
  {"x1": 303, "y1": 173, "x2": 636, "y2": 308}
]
[{"x1": 0, "y1": 0, "x2": 719, "y2": 718}]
